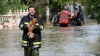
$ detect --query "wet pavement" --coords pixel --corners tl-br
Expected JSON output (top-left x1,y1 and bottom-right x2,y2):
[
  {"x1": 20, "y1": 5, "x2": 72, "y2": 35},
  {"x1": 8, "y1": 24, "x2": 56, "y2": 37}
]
[{"x1": 0, "y1": 20, "x2": 100, "y2": 56}]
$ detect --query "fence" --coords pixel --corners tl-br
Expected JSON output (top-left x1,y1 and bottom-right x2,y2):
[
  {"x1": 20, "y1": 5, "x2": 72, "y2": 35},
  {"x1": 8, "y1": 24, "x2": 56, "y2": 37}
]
[{"x1": 0, "y1": 9, "x2": 28, "y2": 28}]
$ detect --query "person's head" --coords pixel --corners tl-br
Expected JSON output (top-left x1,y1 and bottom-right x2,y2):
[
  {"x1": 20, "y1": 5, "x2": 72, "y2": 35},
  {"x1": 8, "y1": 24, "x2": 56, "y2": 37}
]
[
  {"x1": 75, "y1": 2, "x2": 78, "y2": 5},
  {"x1": 63, "y1": 6, "x2": 67, "y2": 10},
  {"x1": 69, "y1": 2, "x2": 72, "y2": 5},
  {"x1": 28, "y1": 5, "x2": 36, "y2": 17},
  {"x1": 64, "y1": 6, "x2": 67, "y2": 9}
]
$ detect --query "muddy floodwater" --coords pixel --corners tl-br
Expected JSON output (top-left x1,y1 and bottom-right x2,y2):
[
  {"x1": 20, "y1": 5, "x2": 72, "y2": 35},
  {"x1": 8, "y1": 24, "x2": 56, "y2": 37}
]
[{"x1": 0, "y1": 20, "x2": 100, "y2": 56}]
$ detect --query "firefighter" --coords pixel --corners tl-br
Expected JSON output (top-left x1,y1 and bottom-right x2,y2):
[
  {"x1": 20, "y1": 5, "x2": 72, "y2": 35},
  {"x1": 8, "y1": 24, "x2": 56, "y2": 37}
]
[
  {"x1": 74, "y1": 1, "x2": 83, "y2": 26},
  {"x1": 19, "y1": 5, "x2": 44, "y2": 56}
]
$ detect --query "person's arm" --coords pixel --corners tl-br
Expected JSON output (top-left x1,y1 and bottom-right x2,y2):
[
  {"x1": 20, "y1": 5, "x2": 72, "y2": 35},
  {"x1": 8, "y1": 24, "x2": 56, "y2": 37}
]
[
  {"x1": 66, "y1": 5, "x2": 69, "y2": 11},
  {"x1": 19, "y1": 17, "x2": 28, "y2": 30},
  {"x1": 52, "y1": 17, "x2": 54, "y2": 22}
]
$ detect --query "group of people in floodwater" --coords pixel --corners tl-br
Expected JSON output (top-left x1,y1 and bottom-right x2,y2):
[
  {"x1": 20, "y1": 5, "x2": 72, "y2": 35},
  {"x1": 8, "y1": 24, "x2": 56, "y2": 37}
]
[{"x1": 52, "y1": 1, "x2": 84, "y2": 26}]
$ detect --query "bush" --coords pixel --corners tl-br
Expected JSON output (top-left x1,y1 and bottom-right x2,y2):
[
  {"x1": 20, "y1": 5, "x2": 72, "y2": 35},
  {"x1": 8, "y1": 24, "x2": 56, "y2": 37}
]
[{"x1": 3, "y1": 20, "x2": 9, "y2": 22}]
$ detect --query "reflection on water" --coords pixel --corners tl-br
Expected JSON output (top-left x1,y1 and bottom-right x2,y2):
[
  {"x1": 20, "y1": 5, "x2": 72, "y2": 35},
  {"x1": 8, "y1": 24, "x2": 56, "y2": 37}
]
[
  {"x1": 0, "y1": 25, "x2": 100, "y2": 56},
  {"x1": 41, "y1": 25, "x2": 100, "y2": 56},
  {"x1": 0, "y1": 29, "x2": 23, "y2": 56}
]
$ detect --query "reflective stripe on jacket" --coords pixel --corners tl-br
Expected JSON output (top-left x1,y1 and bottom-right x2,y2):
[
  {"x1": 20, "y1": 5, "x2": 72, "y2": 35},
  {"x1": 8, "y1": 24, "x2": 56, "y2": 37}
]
[{"x1": 22, "y1": 40, "x2": 41, "y2": 48}]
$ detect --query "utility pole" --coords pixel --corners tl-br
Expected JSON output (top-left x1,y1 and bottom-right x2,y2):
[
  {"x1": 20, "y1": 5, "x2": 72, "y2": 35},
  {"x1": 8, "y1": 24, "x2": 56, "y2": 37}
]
[{"x1": 46, "y1": 0, "x2": 50, "y2": 24}]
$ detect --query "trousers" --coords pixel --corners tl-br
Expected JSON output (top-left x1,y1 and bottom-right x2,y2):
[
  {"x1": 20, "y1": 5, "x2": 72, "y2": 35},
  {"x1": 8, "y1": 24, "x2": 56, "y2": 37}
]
[{"x1": 24, "y1": 47, "x2": 39, "y2": 56}]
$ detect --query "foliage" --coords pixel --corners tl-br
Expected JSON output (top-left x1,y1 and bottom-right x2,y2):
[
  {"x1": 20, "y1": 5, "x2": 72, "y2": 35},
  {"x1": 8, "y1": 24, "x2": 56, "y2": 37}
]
[
  {"x1": 0, "y1": 0, "x2": 9, "y2": 14},
  {"x1": 3, "y1": 19, "x2": 9, "y2": 22},
  {"x1": 49, "y1": 0, "x2": 68, "y2": 11},
  {"x1": 79, "y1": 0, "x2": 100, "y2": 24},
  {"x1": 33, "y1": 0, "x2": 47, "y2": 14},
  {"x1": 0, "y1": 0, "x2": 28, "y2": 15}
]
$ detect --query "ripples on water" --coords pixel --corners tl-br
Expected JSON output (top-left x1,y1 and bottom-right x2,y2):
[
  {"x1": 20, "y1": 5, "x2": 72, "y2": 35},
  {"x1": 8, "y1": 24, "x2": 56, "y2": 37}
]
[
  {"x1": 0, "y1": 29, "x2": 23, "y2": 56},
  {"x1": 0, "y1": 25, "x2": 100, "y2": 56},
  {"x1": 41, "y1": 25, "x2": 100, "y2": 56}
]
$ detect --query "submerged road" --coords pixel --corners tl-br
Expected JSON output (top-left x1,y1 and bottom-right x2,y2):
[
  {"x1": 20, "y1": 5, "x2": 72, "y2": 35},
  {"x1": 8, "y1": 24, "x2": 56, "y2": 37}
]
[{"x1": 0, "y1": 19, "x2": 100, "y2": 56}]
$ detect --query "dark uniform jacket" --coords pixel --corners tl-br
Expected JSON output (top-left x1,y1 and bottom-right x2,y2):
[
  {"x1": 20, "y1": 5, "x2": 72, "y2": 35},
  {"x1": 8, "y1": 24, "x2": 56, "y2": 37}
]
[
  {"x1": 19, "y1": 14, "x2": 44, "y2": 48},
  {"x1": 74, "y1": 4, "x2": 82, "y2": 13}
]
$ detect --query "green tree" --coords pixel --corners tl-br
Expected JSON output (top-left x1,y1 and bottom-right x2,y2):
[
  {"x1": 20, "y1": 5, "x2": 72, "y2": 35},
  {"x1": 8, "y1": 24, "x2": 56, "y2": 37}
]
[
  {"x1": 49, "y1": 0, "x2": 68, "y2": 11},
  {"x1": 79, "y1": 0, "x2": 100, "y2": 24},
  {"x1": 0, "y1": 0, "x2": 28, "y2": 15},
  {"x1": 0, "y1": 0, "x2": 9, "y2": 14}
]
